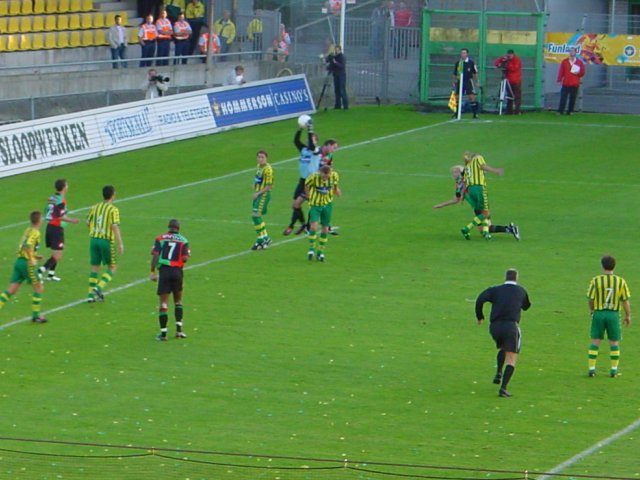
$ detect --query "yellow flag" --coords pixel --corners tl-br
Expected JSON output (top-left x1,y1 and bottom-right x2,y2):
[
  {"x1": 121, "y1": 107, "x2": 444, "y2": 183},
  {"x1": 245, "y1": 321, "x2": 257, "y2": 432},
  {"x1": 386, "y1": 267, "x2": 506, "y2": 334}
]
[{"x1": 448, "y1": 91, "x2": 457, "y2": 112}]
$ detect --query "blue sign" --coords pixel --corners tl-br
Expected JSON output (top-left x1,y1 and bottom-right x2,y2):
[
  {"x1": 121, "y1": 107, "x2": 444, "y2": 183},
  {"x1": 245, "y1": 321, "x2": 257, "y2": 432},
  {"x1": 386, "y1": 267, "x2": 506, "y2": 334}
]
[{"x1": 207, "y1": 77, "x2": 315, "y2": 128}]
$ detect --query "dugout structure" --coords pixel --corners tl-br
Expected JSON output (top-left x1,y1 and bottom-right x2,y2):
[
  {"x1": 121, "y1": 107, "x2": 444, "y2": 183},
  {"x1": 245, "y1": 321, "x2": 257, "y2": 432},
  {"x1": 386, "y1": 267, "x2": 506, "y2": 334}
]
[{"x1": 419, "y1": 7, "x2": 545, "y2": 112}]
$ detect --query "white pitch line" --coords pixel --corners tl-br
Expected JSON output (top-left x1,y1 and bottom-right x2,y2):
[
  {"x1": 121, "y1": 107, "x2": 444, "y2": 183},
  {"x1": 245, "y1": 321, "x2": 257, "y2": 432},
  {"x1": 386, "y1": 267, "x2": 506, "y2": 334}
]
[
  {"x1": 0, "y1": 235, "x2": 304, "y2": 331},
  {"x1": 537, "y1": 417, "x2": 640, "y2": 480}
]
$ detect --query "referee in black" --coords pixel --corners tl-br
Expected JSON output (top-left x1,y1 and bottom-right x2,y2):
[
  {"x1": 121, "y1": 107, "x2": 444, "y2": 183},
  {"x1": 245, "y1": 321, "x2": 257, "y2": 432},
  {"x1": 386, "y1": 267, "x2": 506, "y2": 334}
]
[{"x1": 475, "y1": 269, "x2": 531, "y2": 398}]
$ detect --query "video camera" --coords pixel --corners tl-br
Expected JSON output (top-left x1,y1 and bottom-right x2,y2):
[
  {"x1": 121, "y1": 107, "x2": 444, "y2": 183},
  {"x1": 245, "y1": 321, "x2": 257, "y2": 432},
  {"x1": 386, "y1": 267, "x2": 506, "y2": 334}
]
[
  {"x1": 152, "y1": 75, "x2": 170, "y2": 83},
  {"x1": 324, "y1": 54, "x2": 335, "y2": 73}
]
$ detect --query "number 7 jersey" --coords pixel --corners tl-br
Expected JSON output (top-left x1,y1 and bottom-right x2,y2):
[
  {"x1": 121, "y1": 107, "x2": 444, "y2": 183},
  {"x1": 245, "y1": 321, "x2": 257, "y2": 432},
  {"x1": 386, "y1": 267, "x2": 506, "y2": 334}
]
[{"x1": 152, "y1": 232, "x2": 190, "y2": 268}]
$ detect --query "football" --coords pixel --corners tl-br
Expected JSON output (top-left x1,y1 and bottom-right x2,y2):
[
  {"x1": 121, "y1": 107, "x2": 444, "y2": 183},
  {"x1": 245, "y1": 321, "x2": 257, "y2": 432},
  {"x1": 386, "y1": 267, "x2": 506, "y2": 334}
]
[{"x1": 297, "y1": 114, "x2": 311, "y2": 128}]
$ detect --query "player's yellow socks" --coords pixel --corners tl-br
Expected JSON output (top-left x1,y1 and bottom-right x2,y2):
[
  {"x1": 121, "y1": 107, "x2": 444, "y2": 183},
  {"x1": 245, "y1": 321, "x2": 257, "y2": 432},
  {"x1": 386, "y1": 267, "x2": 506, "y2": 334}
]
[
  {"x1": 317, "y1": 232, "x2": 328, "y2": 252},
  {"x1": 97, "y1": 270, "x2": 113, "y2": 291},
  {"x1": 588, "y1": 344, "x2": 599, "y2": 371},
  {"x1": 0, "y1": 290, "x2": 11, "y2": 308},
  {"x1": 610, "y1": 345, "x2": 620, "y2": 373},
  {"x1": 31, "y1": 292, "x2": 42, "y2": 318},
  {"x1": 88, "y1": 272, "x2": 99, "y2": 297}
]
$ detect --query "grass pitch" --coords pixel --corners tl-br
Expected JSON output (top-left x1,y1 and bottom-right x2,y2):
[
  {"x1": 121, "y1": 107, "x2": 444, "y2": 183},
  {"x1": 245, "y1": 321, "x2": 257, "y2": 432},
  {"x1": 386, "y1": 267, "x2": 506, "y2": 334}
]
[{"x1": 0, "y1": 106, "x2": 639, "y2": 479}]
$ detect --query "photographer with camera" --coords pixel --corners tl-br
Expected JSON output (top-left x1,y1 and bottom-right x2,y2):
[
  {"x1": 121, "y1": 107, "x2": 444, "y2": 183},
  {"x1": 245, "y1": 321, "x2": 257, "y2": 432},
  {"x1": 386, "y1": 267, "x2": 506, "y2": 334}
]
[
  {"x1": 142, "y1": 68, "x2": 170, "y2": 100},
  {"x1": 494, "y1": 49, "x2": 522, "y2": 115},
  {"x1": 327, "y1": 45, "x2": 349, "y2": 110}
]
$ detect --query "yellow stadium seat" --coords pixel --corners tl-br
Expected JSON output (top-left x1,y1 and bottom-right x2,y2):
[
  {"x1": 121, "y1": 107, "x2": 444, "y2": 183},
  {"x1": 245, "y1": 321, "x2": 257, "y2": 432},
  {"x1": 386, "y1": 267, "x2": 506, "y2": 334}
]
[
  {"x1": 56, "y1": 29, "x2": 68, "y2": 47},
  {"x1": 94, "y1": 28, "x2": 107, "y2": 45},
  {"x1": 21, "y1": 0, "x2": 33, "y2": 14},
  {"x1": 32, "y1": 32, "x2": 44, "y2": 49},
  {"x1": 57, "y1": 0, "x2": 69, "y2": 12},
  {"x1": 19, "y1": 32, "x2": 32, "y2": 49},
  {"x1": 0, "y1": 18, "x2": 7, "y2": 32},
  {"x1": 6, "y1": 34, "x2": 19, "y2": 51},
  {"x1": 80, "y1": 12, "x2": 91, "y2": 29},
  {"x1": 19, "y1": 16, "x2": 31, "y2": 32},
  {"x1": 44, "y1": 14, "x2": 56, "y2": 30},
  {"x1": 128, "y1": 26, "x2": 138, "y2": 44},
  {"x1": 9, "y1": 0, "x2": 21, "y2": 15},
  {"x1": 68, "y1": 13, "x2": 80, "y2": 29},
  {"x1": 80, "y1": 0, "x2": 91, "y2": 10},
  {"x1": 45, "y1": 0, "x2": 56, "y2": 12},
  {"x1": 80, "y1": 28, "x2": 92, "y2": 45},
  {"x1": 92, "y1": 11, "x2": 104, "y2": 28},
  {"x1": 68, "y1": 0, "x2": 79, "y2": 11},
  {"x1": 32, "y1": 16, "x2": 45, "y2": 31},
  {"x1": 57, "y1": 14, "x2": 68, "y2": 29},
  {"x1": 8, "y1": 17, "x2": 20, "y2": 33},
  {"x1": 33, "y1": 0, "x2": 45, "y2": 13},
  {"x1": 44, "y1": 30, "x2": 56, "y2": 47},
  {"x1": 0, "y1": 35, "x2": 6, "y2": 52},
  {"x1": 119, "y1": 11, "x2": 129, "y2": 25},
  {"x1": 0, "y1": 2, "x2": 8, "y2": 16},
  {"x1": 69, "y1": 29, "x2": 80, "y2": 46}
]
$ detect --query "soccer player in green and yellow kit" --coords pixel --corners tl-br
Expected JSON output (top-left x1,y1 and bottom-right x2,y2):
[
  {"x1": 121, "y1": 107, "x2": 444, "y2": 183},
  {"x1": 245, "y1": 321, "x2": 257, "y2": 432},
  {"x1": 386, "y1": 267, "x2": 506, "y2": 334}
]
[
  {"x1": 587, "y1": 255, "x2": 631, "y2": 378},
  {"x1": 460, "y1": 151, "x2": 504, "y2": 241},
  {"x1": 251, "y1": 150, "x2": 273, "y2": 251},
  {"x1": 86, "y1": 185, "x2": 124, "y2": 303},
  {"x1": 0, "y1": 211, "x2": 47, "y2": 323},
  {"x1": 305, "y1": 165, "x2": 341, "y2": 262}
]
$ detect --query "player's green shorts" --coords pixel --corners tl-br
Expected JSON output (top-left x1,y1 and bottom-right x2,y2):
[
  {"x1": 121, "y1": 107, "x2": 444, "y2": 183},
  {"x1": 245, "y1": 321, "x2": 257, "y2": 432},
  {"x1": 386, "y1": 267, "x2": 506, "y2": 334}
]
[
  {"x1": 10, "y1": 258, "x2": 39, "y2": 285},
  {"x1": 590, "y1": 310, "x2": 622, "y2": 341},
  {"x1": 252, "y1": 191, "x2": 271, "y2": 215},
  {"x1": 90, "y1": 237, "x2": 116, "y2": 267},
  {"x1": 308, "y1": 203, "x2": 333, "y2": 227},
  {"x1": 466, "y1": 185, "x2": 489, "y2": 212}
]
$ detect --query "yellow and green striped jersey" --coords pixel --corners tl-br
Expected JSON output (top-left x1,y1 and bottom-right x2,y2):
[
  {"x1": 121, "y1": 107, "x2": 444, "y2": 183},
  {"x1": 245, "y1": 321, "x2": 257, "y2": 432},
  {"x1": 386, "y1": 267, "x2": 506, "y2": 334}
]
[
  {"x1": 254, "y1": 163, "x2": 273, "y2": 192},
  {"x1": 464, "y1": 154, "x2": 486, "y2": 187},
  {"x1": 17, "y1": 226, "x2": 40, "y2": 261},
  {"x1": 87, "y1": 201, "x2": 120, "y2": 241},
  {"x1": 587, "y1": 274, "x2": 631, "y2": 311},
  {"x1": 306, "y1": 170, "x2": 339, "y2": 206}
]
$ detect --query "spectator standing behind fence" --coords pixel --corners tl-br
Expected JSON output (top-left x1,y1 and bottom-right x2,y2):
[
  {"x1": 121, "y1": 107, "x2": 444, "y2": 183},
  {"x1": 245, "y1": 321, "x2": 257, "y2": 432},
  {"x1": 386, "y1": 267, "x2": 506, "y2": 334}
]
[
  {"x1": 329, "y1": 45, "x2": 348, "y2": 110},
  {"x1": 165, "y1": 0, "x2": 184, "y2": 22},
  {"x1": 225, "y1": 65, "x2": 247, "y2": 86},
  {"x1": 369, "y1": 1, "x2": 388, "y2": 59},
  {"x1": 185, "y1": 0, "x2": 205, "y2": 55},
  {"x1": 108, "y1": 14, "x2": 127, "y2": 69},
  {"x1": 247, "y1": 10, "x2": 263, "y2": 60},
  {"x1": 198, "y1": 25, "x2": 220, "y2": 63},
  {"x1": 557, "y1": 46, "x2": 586, "y2": 115},
  {"x1": 494, "y1": 49, "x2": 522, "y2": 115},
  {"x1": 392, "y1": 1, "x2": 411, "y2": 59},
  {"x1": 139, "y1": 15, "x2": 158, "y2": 67},
  {"x1": 155, "y1": 9, "x2": 173, "y2": 66},
  {"x1": 173, "y1": 13, "x2": 192, "y2": 64},
  {"x1": 142, "y1": 68, "x2": 169, "y2": 99},
  {"x1": 214, "y1": 10, "x2": 236, "y2": 61}
]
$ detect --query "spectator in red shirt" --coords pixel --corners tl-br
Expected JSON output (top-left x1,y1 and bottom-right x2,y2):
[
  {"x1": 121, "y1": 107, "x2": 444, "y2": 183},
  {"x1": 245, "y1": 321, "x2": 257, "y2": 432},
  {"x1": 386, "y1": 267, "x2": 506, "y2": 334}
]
[
  {"x1": 494, "y1": 49, "x2": 522, "y2": 115},
  {"x1": 556, "y1": 46, "x2": 586, "y2": 115},
  {"x1": 392, "y1": 1, "x2": 412, "y2": 59}
]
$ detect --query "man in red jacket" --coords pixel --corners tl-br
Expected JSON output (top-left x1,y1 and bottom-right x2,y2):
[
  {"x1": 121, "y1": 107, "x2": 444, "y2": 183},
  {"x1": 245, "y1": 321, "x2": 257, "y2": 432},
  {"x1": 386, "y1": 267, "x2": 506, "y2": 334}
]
[
  {"x1": 494, "y1": 49, "x2": 522, "y2": 115},
  {"x1": 556, "y1": 46, "x2": 586, "y2": 115}
]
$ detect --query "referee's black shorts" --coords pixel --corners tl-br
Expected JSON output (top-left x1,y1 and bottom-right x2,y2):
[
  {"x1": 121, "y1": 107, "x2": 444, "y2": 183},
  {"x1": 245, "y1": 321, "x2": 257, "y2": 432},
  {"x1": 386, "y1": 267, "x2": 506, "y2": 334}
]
[
  {"x1": 157, "y1": 266, "x2": 184, "y2": 296},
  {"x1": 490, "y1": 321, "x2": 521, "y2": 353},
  {"x1": 292, "y1": 178, "x2": 307, "y2": 200}
]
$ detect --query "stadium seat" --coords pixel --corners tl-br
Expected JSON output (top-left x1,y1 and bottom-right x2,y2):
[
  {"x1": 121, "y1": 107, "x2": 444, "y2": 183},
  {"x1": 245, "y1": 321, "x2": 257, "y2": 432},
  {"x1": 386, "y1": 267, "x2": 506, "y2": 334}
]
[
  {"x1": 19, "y1": 32, "x2": 32, "y2": 49},
  {"x1": 56, "y1": 30, "x2": 69, "y2": 47},
  {"x1": 32, "y1": 16, "x2": 45, "y2": 31},
  {"x1": 19, "y1": 16, "x2": 32, "y2": 32},
  {"x1": 0, "y1": 18, "x2": 7, "y2": 32},
  {"x1": 80, "y1": 0, "x2": 92, "y2": 11},
  {"x1": 92, "y1": 11, "x2": 105, "y2": 28},
  {"x1": 94, "y1": 28, "x2": 107, "y2": 45},
  {"x1": 7, "y1": 17, "x2": 20, "y2": 34},
  {"x1": 57, "y1": 0, "x2": 69, "y2": 12},
  {"x1": 0, "y1": 35, "x2": 6, "y2": 52},
  {"x1": 44, "y1": 14, "x2": 56, "y2": 30},
  {"x1": 9, "y1": 0, "x2": 21, "y2": 15},
  {"x1": 6, "y1": 34, "x2": 19, "y2": 51},
  {"x1": 80, "y1": 28, "x2": 92, "y2": 46},
  {"x1": 44, "y1": 30, "x2": 56, "y2": 48},
  {"x1": 57, "y1": 14, "x2": 69, "y2": 30},
  {"x1": 80, "y1": 13, "x2": 92, "y2": 29},
  {"x1": 45, "y1": 0, "x2": 56, "y2": 12},
  {"x1": 33, "y1": 0, "x2": 45, "y2": 13},
  {"x1": 32, "y1": 32, "x2": 44, "y2": 49},
  {"x1": 0, "y1": 2, "x2": 8, "y2": 16},
  {"x1": 68, "y1": 13, "x2": 80, "y2": 29},
  {"x1": 118, "y1": 11, "x2": 129, "y2": 26},
  {"x1": 69, "y1": 29, "x2": 80, "y2": 46},
  {"x1": 128, "y1": 27, "x2": 138, "y2": 44},
  {"x1": 68, "y1": 0, "x2": 80, "y2": 11},
  {"x1": 21, "y1": 0, "x2": 33, "y2": 14}
]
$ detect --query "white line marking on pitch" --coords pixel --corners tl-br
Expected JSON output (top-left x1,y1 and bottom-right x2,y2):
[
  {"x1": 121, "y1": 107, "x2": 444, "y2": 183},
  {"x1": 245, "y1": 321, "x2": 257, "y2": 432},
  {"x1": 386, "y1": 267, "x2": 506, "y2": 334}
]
[
  {"x1": 0, "y1": 236, "x2": 305, "y2": 331},
  {"x1": 537, "y1": 417, "x2": 640, "y2": 480}
]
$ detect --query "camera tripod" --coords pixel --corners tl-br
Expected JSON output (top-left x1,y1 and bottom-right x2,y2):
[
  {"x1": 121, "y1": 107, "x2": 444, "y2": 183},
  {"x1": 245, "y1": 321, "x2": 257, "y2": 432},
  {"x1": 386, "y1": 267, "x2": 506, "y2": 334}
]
[
  {"x1": 496, "y1": 77, "x2": 514, "y2": 116},
  {"x1": 316, "y1": 72, "x2": 333, "y2": 111}
]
